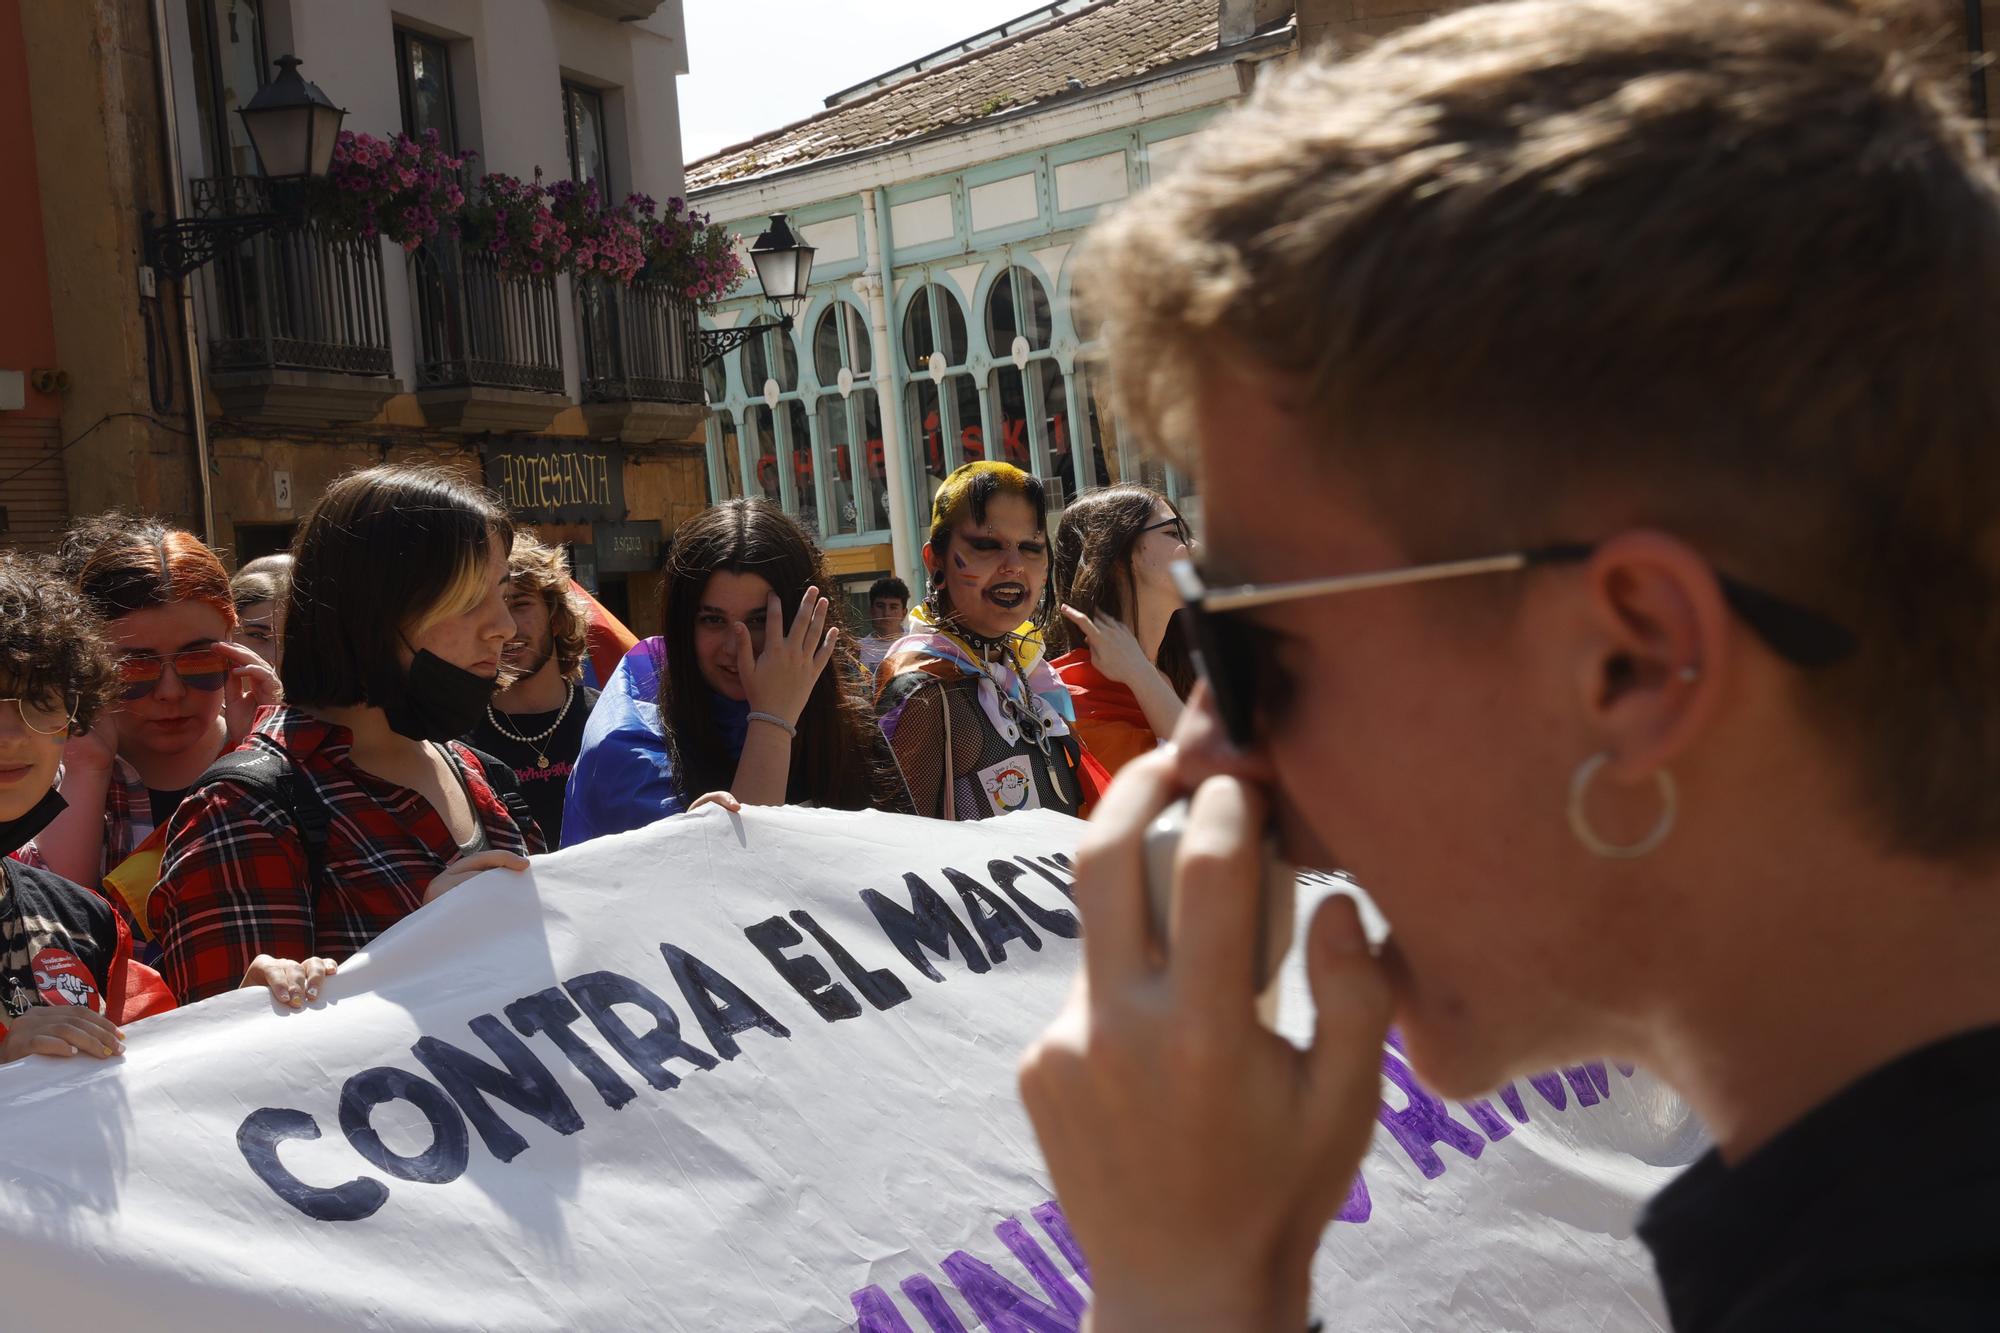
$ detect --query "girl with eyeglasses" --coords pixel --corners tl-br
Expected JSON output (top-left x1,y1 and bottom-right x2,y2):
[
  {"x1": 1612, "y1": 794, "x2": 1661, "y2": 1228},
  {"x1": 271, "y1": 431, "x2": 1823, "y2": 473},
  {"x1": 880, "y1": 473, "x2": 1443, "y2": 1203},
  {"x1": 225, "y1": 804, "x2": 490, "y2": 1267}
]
[
  {"x1": 1046, "y1": 483, "x2": 1197, "y2": 775},
  {"x1": 875, "y1": 462, "x2": 1108, "y2": 821},
  {"x1": 0, "y1": 552, "x2": 177, "y2": 1062},
  {"x1": 21, "y1": 515, "x2": 279, "y2": 903}
]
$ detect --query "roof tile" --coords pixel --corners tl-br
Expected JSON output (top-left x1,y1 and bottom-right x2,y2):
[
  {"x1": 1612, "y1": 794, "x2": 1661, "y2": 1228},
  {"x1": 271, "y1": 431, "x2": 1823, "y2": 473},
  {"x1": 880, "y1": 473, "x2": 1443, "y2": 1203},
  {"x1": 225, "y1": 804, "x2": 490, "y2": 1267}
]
[{"x1": 687, "y1": 0, "x2": 1219, "y2": 191}]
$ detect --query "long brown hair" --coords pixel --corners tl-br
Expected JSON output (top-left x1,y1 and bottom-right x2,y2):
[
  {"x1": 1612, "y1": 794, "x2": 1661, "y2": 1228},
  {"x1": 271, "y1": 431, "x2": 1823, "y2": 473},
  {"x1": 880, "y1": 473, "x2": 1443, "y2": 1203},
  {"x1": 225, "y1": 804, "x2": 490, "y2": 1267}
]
[
  {"x1": 659, "y1": 500, "x2": 895, "y2": 809},
  {"x1": 1048, "y1": 483, "x2": 1196, "y2": 697}
]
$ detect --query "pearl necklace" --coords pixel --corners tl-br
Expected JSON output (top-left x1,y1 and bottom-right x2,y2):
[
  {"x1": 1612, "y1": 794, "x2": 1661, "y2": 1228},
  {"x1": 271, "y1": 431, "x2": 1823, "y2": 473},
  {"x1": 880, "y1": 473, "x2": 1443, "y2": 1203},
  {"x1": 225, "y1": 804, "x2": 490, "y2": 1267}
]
[{"x1": 484, "y1": 680, "x2": 576, "y2": 769}]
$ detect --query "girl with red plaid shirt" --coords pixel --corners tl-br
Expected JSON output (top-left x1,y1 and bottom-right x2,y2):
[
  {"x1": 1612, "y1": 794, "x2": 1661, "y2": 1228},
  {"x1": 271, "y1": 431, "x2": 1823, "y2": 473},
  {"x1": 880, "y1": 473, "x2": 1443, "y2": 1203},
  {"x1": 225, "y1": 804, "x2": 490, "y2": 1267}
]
[{"x1": 151, "y1": 466, "x2": 544, "y2": 1004}]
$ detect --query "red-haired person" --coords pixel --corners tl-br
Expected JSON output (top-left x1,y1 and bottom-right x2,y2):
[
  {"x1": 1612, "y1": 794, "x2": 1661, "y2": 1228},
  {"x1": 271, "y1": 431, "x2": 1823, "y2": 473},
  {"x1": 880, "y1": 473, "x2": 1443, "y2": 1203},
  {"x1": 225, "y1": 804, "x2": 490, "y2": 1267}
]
[{"x1": 21, "y1": 516, "x2": 278, "y2": 912}]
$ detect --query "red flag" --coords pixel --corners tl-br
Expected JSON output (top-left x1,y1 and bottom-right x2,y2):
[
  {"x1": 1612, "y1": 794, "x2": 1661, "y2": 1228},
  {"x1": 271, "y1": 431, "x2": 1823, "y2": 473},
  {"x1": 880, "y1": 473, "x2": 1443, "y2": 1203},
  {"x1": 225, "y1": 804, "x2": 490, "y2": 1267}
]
[{"x1": 573, "y1": 579, "x2": 639, "y2": 687}]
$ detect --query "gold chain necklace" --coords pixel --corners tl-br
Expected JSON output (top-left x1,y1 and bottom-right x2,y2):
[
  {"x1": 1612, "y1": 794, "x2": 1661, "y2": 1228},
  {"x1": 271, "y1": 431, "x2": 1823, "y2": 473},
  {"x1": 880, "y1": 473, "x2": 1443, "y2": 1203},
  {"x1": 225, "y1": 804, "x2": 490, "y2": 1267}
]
[{"x1": 483, "y1": 680, "x2": 575, "y2": 769}]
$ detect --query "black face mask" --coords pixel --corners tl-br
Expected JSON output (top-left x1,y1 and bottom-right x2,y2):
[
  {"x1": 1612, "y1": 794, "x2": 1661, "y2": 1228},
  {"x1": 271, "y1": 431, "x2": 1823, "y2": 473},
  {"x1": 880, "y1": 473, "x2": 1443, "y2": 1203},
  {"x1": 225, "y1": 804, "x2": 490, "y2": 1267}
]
[
  {"x1": 0, "y1": 787, "x2": 67, "y2": 860},
  {"x1": 383, "y1": 650, "x2": 499, "y2": 742}
]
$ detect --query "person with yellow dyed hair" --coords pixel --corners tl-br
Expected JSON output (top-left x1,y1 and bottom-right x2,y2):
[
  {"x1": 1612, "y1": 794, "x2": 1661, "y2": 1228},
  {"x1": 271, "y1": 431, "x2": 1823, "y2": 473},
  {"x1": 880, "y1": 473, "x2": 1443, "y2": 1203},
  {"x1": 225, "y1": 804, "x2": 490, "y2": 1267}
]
[{"x1": 874, "y1": 462, "x2": 1108, "y2": 822}]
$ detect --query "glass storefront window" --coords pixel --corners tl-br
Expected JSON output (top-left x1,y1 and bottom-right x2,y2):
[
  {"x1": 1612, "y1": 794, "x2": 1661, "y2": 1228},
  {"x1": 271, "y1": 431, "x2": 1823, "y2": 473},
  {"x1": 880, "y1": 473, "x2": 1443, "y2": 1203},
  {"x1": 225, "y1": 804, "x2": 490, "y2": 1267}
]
[
  {"x1": 903, "y1": 284, "x2": 980, "y2": 509},
  {"x1": 743, "y1": 325, "x2": 799, "y2": 397},
  {"x1": 985, "y1": 265, "x2": 1052, "y2": 356},
  {"x1": 986, "y1": 267, "x2": 1100, "y2": 507},
  {"x1": 746, "y1": 404, "x2": 782, "y2": 506},
  {"x1": 811, "y1": 302, "x2": 884, "y2": 537},
  {"x1": 903, "y1": 284, "x2": 969, "y2": 369},
  {"x1": 707, "y1": 408, "x2": 744, "y2": 502}
]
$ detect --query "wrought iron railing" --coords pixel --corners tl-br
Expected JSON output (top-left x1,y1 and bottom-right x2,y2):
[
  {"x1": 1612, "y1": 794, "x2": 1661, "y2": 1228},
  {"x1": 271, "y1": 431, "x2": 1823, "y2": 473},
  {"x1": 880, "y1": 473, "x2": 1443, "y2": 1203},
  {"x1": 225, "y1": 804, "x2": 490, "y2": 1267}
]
[
  {"x1": 409, "y1": 233, "x2": 565, "y2": 394},
  {"x1": 191, "y1": 176, "x2": 393, "y2": 376},
  {"x1": 575, "y1": 276, "x2": 704, "y2": 405}
]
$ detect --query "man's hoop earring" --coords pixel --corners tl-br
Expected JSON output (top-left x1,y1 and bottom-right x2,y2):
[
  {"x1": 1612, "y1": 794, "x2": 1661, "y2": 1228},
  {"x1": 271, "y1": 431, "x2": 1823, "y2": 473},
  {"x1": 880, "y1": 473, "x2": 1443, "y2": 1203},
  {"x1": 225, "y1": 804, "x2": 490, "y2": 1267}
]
[{"x1": 1567, "y1": 752, "x2": 1677, "y2": 859}]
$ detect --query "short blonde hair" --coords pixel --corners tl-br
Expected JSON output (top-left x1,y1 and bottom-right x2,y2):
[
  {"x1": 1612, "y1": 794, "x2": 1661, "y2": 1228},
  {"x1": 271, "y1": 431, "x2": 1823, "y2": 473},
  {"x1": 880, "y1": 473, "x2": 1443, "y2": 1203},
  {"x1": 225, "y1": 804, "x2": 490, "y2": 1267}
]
[
  {"x1": 507, "y1": 532, "x2": 590, "y2": 680},
  {"x1": 1076, "y1": 0, "x2": 2000, "y2": 860}
]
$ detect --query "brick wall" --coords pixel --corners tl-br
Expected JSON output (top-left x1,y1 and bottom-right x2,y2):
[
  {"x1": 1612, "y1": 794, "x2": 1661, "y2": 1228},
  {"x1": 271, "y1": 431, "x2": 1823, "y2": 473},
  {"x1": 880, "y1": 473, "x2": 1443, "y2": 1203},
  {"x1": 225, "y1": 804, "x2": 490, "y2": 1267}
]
[{"x1": 0, "y1": 416, "x2": 72, "y2": 552}]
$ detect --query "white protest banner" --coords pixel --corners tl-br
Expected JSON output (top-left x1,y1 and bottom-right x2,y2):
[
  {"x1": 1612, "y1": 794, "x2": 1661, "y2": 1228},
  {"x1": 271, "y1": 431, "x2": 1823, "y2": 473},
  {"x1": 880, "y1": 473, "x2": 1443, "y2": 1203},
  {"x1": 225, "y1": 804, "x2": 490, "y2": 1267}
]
[{"x1": 0, "y1": 807, "x2": 1702, "y2": 1331}]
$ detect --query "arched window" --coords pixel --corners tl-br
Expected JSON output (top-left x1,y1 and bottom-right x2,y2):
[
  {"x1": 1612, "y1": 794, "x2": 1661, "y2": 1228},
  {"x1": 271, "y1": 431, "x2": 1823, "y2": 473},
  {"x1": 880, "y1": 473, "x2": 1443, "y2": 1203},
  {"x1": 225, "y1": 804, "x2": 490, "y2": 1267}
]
[
  {"x1": 702, "y1": 362, "x2": 744, "y2": 503},
  {"x1": 1068, "y1": 278, "x2": 1196, "y2": 524},
  {"x1": 812, "y1": 301, "x2": 886, "y2": 536},
  {"x1": 985, "y1": 266, "x2": 1101, "y2": 506},
  {"x1": 903, "y1": 282, "x2": 982, "y2": 509},
  {"x1": 738, "y1": 327, "x2": 814, "y2": 529}
]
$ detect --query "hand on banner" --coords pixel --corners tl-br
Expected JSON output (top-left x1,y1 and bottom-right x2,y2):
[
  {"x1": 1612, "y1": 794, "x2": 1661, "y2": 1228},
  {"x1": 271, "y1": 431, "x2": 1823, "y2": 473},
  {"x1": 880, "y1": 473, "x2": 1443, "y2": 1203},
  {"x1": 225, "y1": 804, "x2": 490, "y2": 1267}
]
[
  {"x1": 424, "y1": 849, "x2": 531, "y2": 904},
  {"x1": 1018, "y1": 744, "x2": 1393, "y2": 1333},
  {"x1": 241, "y1": 954, "x2": 338, "y2": 1009},
  {"x1": 688, "y1": 791, "x2": 743, "y2": 814},
  {"x1": 739, "y1": 586, "x2": 838, "y2": 729},
  {"x1": 0, "y1": 1004, "x2": 125, "y2": 1063},
  {"x1": 213, "y1": 639, "x2": 282, "y2": 746}
]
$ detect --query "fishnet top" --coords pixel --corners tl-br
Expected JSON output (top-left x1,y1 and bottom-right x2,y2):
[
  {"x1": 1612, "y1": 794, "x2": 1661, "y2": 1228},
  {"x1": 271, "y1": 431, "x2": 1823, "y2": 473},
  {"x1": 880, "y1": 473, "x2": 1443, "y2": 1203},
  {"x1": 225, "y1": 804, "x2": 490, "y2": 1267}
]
[{"x1": 880, "y1": 672, "x2": 1088, "y2": 822}]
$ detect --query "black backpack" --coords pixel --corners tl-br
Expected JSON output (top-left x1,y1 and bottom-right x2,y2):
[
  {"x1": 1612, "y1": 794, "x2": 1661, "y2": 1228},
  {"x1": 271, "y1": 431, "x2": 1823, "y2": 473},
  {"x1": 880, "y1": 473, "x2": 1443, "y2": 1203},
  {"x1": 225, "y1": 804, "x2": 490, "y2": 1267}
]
[{"x1": 191, "y1": 742, "x2": 537, "y2": 890}]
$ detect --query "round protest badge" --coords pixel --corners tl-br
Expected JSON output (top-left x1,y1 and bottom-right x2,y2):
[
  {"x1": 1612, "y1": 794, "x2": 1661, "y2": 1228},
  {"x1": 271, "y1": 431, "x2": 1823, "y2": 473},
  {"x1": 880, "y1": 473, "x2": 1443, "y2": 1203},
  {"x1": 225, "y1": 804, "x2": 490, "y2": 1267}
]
[{"x1": 31, "y1": 948, "x2": 98, "y2": 1009}]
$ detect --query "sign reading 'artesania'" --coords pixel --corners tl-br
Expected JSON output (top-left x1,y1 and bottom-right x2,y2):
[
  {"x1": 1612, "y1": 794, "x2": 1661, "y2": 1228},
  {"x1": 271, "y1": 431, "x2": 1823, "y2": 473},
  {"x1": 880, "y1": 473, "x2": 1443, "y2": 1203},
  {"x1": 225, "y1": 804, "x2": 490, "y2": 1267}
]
[
  {"x1": 483, "y1": 440, "x2": 624, "y2": 522},
  {"x1": 0, "y1": 809, "x2": 1699, "y2": 1332}
]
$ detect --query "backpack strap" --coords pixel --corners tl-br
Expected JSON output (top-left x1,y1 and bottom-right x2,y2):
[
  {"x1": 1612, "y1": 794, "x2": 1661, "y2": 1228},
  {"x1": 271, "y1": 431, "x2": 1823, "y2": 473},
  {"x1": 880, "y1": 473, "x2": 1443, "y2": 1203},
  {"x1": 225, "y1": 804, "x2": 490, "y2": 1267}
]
[
  {"x1": 193, "y1": 748, "x2": 334, "y2": 886},
  {"x1": 457, "y1": 744, "x2": 538, "y2": 842}
]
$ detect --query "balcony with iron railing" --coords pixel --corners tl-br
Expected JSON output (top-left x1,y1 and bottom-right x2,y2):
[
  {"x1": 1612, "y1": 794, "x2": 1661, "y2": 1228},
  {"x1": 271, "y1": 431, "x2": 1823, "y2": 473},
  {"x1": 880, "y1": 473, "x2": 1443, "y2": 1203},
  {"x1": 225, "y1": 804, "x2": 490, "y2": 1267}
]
[
  {"x1": 574, "y1": 275, "x2": 708, "y2": 443},
  {"x1": 192, "y1": 176, "x2": 398, "y2": 425},
  {"x1": 409, "y1": 231, "x2": 569, "y2": 432}
]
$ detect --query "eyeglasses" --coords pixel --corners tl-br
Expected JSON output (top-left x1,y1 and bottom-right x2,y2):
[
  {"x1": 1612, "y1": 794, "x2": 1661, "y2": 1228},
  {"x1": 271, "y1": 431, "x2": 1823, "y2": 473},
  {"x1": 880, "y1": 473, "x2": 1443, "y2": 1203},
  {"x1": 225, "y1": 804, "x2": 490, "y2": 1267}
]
[
  {"x1": 0, "y1": 695, "x2": 76, "y2": 736},
  {"x1": 118, "y1": 646, "x2": 231, "y2": 702},
  {"x1": 1170, "y1": 544, "x2": 1857, "y2": 748},
  {"x1": 1142, "y1": 516, "x2": 1192, "y2": 545}
]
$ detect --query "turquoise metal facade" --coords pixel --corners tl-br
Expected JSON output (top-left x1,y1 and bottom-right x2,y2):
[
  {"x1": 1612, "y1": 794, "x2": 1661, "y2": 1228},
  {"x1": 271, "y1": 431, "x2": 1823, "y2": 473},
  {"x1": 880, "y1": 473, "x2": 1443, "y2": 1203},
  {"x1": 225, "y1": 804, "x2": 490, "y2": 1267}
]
[{"x1": 699, "y1": 107, "x2": 1218, "y2": 590}]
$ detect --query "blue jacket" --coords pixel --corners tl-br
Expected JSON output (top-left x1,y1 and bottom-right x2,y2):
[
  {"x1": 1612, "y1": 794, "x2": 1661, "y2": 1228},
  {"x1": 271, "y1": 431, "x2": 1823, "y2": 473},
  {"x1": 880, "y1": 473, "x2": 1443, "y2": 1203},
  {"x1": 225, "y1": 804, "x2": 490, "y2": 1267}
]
[{"x1": 560, "y1": 638, "x2": 748, "y2": 847}]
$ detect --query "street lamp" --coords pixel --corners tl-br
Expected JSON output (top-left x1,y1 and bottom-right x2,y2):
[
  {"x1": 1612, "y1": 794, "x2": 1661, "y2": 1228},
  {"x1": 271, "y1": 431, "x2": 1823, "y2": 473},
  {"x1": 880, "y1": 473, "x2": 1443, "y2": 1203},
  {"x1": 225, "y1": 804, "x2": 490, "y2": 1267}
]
[
  {"x1": 143, "y1": 54, "x2": 348, "y2": 281},
  {"x1": 697, "y1": 214, "x2": 817, "y2": 365}
]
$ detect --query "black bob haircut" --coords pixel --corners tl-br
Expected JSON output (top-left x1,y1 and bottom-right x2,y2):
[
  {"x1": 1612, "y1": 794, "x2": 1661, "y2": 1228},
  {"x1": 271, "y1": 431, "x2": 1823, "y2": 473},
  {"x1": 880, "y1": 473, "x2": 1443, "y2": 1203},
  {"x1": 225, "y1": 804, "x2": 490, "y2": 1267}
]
[{"x1": 280, "y1": 465, "x2": 513, "y2": 710}]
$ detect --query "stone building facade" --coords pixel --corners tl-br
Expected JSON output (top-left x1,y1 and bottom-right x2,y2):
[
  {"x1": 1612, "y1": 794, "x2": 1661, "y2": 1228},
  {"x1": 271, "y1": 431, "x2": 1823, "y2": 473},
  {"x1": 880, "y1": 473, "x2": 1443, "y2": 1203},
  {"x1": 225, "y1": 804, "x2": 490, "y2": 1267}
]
[{"x1": 4, "y1": 0, "x2": 711, "y2": 634}]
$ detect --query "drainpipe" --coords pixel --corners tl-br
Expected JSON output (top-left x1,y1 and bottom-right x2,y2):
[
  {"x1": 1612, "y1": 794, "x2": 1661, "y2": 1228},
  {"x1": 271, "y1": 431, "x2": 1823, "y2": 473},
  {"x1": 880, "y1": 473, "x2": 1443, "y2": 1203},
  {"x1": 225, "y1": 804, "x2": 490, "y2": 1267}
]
[
  {"x1": 861, "y1": 189, "x2": 917, "y2": 586},
  {"x1": 147, "y1": 0, "x2": 218, "y2": 545}
]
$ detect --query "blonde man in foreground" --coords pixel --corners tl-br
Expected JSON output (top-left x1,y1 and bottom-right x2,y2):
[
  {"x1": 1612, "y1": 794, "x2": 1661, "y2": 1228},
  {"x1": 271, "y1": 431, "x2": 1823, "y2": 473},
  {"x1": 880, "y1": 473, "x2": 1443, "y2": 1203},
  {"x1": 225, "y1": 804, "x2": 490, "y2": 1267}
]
[{"x1": 1021, "y1": 2, "x2": 2000, "y2": 1329}]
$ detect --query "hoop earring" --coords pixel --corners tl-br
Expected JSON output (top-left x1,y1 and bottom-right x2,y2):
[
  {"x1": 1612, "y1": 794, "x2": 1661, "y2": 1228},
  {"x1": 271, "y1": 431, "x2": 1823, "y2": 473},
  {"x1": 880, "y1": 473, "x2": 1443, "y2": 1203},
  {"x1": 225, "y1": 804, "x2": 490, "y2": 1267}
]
[{"x1": 1567, "y1": 753, "x2": 1677, "y2": 859}]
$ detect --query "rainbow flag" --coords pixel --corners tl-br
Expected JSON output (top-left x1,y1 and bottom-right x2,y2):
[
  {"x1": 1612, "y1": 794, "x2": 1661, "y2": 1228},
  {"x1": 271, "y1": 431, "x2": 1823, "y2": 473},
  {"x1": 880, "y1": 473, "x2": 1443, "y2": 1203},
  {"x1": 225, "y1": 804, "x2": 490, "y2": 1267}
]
[{"x1": 102, "y1": 824, "x2": 169, "y2": 942}]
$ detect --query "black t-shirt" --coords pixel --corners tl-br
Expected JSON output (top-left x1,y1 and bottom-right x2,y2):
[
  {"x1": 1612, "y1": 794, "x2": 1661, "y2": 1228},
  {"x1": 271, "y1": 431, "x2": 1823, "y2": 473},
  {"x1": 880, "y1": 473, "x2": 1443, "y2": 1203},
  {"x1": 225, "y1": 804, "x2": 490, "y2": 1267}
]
[
  {"x1": 148, "y1": 785, "x2": 190, "y2": 830},
  {"x1": 467, "y1": 687, "x2": 598, "y2": 849},
  {"x1": 1639, "y1": 1024, "x2": 2000, "y2": 1331}
]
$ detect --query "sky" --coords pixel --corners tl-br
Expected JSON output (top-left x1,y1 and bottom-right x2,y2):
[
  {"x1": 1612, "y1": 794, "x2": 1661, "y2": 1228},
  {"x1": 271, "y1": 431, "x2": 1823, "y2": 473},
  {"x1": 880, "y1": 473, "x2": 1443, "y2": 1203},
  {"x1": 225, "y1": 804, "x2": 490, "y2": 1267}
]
[{"x1": 678, "y1": 1, "x2": 1051, "y2": 164}]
